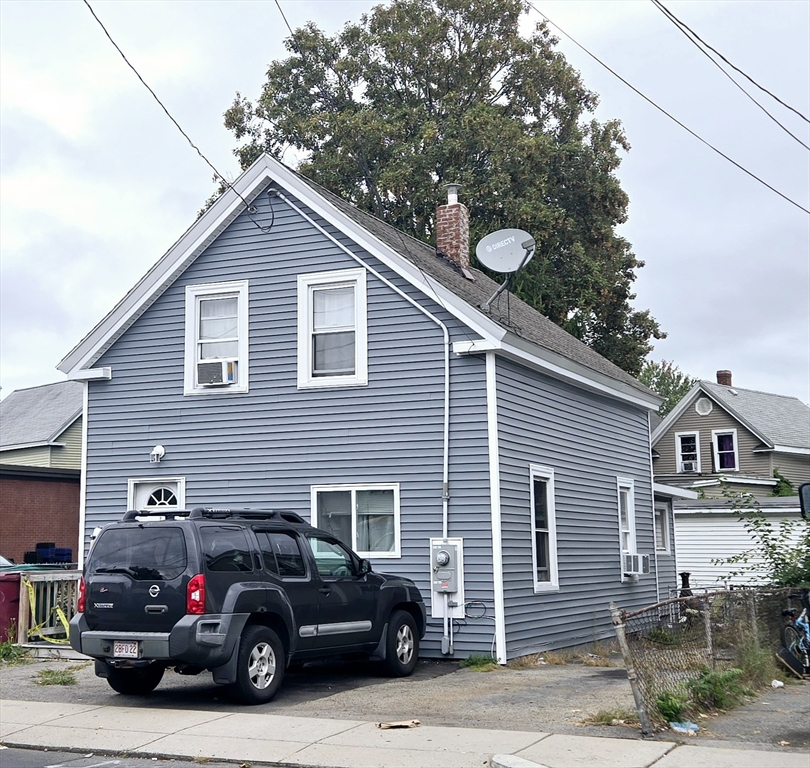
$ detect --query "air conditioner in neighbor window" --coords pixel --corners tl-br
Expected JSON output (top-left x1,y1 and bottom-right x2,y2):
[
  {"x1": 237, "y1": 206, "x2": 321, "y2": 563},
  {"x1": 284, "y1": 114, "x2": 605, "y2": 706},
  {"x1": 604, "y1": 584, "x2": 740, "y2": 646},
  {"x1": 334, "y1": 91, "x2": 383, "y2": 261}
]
[
  {"x1": 681, "y1": 460, "x2": 698, "y2": 473},
  {"x1": 197, "y1": 360, "x2": 236, "y2": 387},
  {"x1": 622, "y1": 553, "x2": 650, "y2": 576}
]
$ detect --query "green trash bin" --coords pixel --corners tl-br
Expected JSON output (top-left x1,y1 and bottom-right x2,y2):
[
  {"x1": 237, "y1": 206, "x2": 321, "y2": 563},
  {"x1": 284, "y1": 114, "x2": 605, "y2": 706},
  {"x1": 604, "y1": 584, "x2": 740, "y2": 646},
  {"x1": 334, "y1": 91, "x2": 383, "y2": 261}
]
[{"x1": 0, "y1": 573, "x2": 21, "y2": 643}]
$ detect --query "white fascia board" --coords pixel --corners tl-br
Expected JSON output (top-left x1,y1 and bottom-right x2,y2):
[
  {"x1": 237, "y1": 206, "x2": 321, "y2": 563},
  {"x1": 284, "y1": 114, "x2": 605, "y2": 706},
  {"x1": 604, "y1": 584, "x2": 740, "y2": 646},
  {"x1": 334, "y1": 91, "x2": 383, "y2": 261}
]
[
  {"x1": 66, "y1": 367, "x2": 112, "y2": 381},
  {"x1": 1, "y1": 441, "x2": 52, "y2": 452},
  {"x1": 653, "y1": 482, "x2": 699, "y2": 500},
  {"x1": 57, "y1": 164, "x2": 274, "y2": 376},
  {"x1": 498, "y1": 333, "x2": 661, "y2": 410},
  {"x1": 452, "y1": 340, "x2": 498, "y2": 354},
  {"x1": 771, "y1": 445, "x2": 810, "y2": 456},
  {"x1": 650, "y1": 383, "x2": 704, "y2": 443}
]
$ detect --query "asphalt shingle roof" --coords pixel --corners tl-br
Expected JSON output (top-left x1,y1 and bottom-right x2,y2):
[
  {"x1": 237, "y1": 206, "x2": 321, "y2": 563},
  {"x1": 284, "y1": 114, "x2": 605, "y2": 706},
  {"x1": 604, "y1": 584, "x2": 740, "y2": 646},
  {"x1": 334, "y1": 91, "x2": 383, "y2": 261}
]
[
  {"x1": 300, "y1": 175, "x2": 652, "y2": 396},
  {"x1": 0, "y1": 380, "x2": 83, "y2": 450},
  {"x1": 701, "y1": 380, "x2": 810, "y2": 449}
]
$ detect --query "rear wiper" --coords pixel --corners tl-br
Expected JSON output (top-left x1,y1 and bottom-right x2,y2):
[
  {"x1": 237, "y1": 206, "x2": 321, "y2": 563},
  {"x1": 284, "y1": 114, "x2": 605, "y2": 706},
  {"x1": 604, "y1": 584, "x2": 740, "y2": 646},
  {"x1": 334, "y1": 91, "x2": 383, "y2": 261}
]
[{"x1": 95, "y1": 566, "x2": 138, "y2": 577}]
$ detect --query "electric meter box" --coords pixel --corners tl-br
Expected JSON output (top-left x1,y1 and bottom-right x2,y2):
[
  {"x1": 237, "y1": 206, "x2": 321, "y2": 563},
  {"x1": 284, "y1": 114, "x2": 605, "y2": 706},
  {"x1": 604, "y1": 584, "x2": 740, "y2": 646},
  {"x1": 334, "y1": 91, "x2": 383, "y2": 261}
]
[{"x1": 431, "y1": 541, "x2": 459, "y2": 593}]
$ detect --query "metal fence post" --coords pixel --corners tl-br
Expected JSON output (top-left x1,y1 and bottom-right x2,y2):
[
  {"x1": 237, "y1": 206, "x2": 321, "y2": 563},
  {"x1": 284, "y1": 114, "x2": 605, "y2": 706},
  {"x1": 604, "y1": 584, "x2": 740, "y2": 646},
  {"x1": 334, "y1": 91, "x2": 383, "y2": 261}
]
[
  {"x1": 703, "y1": 604, "x2": 714, "y2": 669},
  {"x1": 747, "y1": 591, "x2": 760, "y2": 652},
  {"x1": 610, "y1": 602, "x2": 653, "y2": 735}
]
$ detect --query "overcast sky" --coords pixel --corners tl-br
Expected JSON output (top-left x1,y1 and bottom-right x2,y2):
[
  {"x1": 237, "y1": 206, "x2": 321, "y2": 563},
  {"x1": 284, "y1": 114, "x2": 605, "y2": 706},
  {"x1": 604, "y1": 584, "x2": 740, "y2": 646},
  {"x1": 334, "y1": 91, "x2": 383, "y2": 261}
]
[{"x1": 1, "y1": 0, "x2": 808, "y2": 403}]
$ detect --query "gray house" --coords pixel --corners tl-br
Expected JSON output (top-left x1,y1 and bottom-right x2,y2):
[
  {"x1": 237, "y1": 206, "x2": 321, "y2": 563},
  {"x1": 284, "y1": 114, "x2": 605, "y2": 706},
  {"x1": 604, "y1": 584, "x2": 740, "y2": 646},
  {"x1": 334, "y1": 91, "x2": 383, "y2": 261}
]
[{"x1": 58, "y1": 154, "x2": 667, "y2": 661}]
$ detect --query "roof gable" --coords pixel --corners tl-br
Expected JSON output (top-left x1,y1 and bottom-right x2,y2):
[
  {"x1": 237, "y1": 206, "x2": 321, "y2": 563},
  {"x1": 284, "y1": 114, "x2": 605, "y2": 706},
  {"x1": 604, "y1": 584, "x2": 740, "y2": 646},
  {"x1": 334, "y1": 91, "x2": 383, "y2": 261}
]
[
  {"x1": 57, "y1": 154, "x2": 658, "y2": 409},
  {"x1": 0, "y1": 380, "x2": 83, "y2": 450}
]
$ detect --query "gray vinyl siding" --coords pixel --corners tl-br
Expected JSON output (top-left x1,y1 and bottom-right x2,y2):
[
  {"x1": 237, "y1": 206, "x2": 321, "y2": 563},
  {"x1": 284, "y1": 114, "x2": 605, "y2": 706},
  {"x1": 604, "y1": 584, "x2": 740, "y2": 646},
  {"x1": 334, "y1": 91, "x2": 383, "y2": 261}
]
[
  {"x1": 771, "y1": 452, "x2": 810, "y2": 488},
  {"x1": 654, "y1": 394, "x2": 771, "y2": 478},
  {"x1": 496, "y1": 357, "x2": 657, "y2": 658},
  {"x1": 83, "y1": 183, "x2": 494, "y2": 658}
]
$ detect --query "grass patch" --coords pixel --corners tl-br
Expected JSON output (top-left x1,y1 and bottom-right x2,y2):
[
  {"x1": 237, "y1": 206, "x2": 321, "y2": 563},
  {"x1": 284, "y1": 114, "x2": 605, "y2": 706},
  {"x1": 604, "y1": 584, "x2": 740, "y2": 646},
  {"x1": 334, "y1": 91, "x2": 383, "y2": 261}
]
[
  {"x1": 0, "y1": 632, "x2": 30, "y2": 666},
  {"x1": 542, "y1": 651, "x2": 568, "y2": 665},
  {"x1": 507, "y1": 653, "x2": 546, "y2": 669},
  {"x1": 459, "y1": 653, "x2": 500, "y2": 672},
  {"x1": 582, "y1": 707, "x2": 639, "y2": 726},
  {"x1": 34, "y1": 663, "x2": 88, "y2": 686}
]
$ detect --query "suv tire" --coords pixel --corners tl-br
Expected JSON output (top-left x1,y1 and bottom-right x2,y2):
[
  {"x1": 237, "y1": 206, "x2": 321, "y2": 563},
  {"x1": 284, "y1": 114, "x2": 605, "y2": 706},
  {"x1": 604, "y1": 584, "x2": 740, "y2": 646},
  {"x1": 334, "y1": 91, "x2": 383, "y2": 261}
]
[
  {"x1": 384, "y1": 610, "x2": 419, "y2": 677},
  {"x1": 105, "y1": 664, "x2": 164, "y2": 696},
  {"x1": 231, "y1": 625, "x2": 285, "y2": 704}
]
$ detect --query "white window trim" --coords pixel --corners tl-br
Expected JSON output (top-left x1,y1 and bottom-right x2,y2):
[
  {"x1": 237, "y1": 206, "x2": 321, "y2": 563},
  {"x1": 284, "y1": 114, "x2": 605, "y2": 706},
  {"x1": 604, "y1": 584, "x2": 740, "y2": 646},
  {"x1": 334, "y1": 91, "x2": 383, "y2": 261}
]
[
  {"x1": 297, "y1": 268, "x2": 367, "y2": 389},
  {"x1": 675, "y1": 431, "x2": 701, "y2": 473},
  {"x1": 310, "y1": 483, "x2": 400, "y2": 558},
  {"x1": 184, "y1": 280, "x2": 249, "y2": 395},
  {"x1": 127, "y1": 477, "x2": 186, "y2": 510},
  {"x1": 653, "y1": 501, "x2": 670, "y2": 554},
  {"x1": 712, "y1": 429, "x2": 739, "y2": 472},
  {"x1": 617, "y1": 477, "x2": 636, "y2": 582},
  {"x1": 529, "y1": 464, "x2": 559, "y2": 593}
]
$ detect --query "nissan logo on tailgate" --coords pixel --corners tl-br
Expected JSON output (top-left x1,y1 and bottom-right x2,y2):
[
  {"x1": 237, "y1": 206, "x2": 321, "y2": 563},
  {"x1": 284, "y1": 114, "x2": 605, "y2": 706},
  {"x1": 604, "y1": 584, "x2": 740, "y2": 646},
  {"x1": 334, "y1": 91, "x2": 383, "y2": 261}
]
[{"x1": 149, "y1": 585, "x2": 161, "y2": 598}]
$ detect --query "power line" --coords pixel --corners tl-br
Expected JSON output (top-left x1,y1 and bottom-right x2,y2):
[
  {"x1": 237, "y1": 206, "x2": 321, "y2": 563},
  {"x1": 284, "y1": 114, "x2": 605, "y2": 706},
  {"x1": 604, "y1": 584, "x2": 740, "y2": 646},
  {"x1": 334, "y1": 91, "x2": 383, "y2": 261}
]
[
  {"x1": 651, "y1": 0, "x2": 808, "y2": 150},
  {"x1": 274, "y1": 0, "x2": 295, "y2": 38},
  {"x1": 527, "y1": 3, "x2": 809, "y2": 216},
  {"x1": 652, "y1": 0, "x2": 809, "y2": 125},
  {"x1": 81, "y1": 0, "x2": 273, "y2": 233}
]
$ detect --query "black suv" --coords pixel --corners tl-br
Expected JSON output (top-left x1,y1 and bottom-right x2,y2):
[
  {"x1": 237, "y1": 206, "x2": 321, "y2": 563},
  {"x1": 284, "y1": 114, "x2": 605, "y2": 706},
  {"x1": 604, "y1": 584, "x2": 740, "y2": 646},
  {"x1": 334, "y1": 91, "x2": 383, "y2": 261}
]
[{"x1": 70, "y1": 508, "x2": 427, "y2": 704}]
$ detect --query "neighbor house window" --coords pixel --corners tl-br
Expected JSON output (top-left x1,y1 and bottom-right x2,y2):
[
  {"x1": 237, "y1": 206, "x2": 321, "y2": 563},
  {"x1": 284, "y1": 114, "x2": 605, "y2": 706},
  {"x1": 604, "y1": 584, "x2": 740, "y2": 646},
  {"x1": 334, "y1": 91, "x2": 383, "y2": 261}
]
[
  {"x1": 654, "y1": 502, "x2": 670, "y2": 553},
  {"x1": 712, "y1": 429, "x2": 739, "y2": 471},
  {"x1": 675, "y1": 431, "x2": 700, "y2": 473},
  {"x1": 617, "y1": 478, "x2": 636, "y2": 556},
  {"x1": 184, "y1": 281, "x2": 249, "y2": 394},
  {"x1": 297, "y1": 269, "x2": 367, "y2": 388},
  {"x1": 311, "y1": 484, "x2": 399, "y2": 558},
  {"x1": 529, "y1": 465, "x2": 559, "y2": 592}
]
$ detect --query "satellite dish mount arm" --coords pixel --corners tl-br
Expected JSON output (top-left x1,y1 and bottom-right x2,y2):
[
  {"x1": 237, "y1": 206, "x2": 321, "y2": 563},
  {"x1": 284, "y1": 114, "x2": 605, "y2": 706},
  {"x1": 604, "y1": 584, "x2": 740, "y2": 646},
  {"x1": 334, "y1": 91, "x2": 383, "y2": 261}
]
[{"x1": 482, "y1": 242, "x2": 535, "y2": 313}]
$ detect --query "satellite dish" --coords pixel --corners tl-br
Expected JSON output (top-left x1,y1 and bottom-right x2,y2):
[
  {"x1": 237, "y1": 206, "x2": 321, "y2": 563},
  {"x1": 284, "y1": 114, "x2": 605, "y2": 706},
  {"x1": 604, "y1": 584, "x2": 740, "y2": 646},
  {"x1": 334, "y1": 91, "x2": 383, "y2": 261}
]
[{"x1": 476, "y1": 228, "x2": 536, "y2": 273}]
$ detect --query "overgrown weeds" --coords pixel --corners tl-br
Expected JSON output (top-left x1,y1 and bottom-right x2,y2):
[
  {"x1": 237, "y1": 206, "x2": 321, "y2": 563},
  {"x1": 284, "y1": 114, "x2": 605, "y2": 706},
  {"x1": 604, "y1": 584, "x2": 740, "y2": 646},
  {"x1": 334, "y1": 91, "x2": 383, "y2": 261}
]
[
  {"x1": 459, "y1": 653, "x2": 500, "y2": 672},
  {"x1": 582, "y1": 707, "x2": 639, "y2": 726},
  {"x1": 33, "y1": 662, "x2": 89, "y2": 686},
  {"x1": 0, "y1": 628, "x2": 29, "y2": 666}
]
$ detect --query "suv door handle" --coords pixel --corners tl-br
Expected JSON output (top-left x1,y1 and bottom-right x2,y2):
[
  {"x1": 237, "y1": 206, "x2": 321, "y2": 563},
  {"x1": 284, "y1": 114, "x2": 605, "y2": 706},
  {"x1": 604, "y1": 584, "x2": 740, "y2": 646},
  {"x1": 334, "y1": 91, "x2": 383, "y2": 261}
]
[{"x1": 318, "y1": 587, "x2": 332, "y2": 596}]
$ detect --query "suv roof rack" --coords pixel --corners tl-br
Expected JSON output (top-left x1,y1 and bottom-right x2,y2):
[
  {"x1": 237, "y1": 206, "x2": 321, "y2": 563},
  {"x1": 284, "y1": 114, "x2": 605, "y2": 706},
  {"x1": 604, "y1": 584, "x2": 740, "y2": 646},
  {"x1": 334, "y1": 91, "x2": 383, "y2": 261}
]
[
  {"x1": 188, "y1": 508, "x2": 307, "y2": 524},
  {"x1": 121, "y1": 509, "x2": 192, "y2": 522}
]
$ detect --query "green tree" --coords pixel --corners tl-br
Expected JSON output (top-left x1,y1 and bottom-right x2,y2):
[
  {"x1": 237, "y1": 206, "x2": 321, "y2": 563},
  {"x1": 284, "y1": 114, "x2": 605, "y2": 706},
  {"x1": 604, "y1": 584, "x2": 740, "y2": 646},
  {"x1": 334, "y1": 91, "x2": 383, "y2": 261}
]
[
  {"x1": 223, "y1": 0, "x2": 664, "y2": 375},
  {"x1": 638, "y1": 359, "x2": 698, "y2": 416}
]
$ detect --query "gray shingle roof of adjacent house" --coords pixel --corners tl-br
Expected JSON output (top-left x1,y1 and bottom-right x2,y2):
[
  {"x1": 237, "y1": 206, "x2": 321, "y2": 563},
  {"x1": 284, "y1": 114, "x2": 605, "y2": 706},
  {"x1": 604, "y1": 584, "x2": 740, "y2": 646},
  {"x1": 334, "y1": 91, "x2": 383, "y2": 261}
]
[
  {"x1": 300, "y1": 175, "x2": 652, "y2": 396},
  {"x1": 0, "y1": 380, "x2": 83, "y2": 450},
  {"x1": 700, "y1": 380, "x2": 810, "y2": 449}
]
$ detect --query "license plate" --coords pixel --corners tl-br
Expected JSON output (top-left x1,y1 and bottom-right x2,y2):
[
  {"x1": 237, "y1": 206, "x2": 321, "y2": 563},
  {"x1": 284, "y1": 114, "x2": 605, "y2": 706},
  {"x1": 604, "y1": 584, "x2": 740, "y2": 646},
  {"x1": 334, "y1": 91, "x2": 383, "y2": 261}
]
[{"x1": 113, "y1": 640, "x2": 139, "y2": 658}]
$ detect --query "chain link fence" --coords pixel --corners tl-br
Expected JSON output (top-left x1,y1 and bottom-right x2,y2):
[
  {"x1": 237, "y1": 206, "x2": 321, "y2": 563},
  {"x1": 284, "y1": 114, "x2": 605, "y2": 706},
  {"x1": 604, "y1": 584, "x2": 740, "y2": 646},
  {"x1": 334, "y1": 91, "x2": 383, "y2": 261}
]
[{"x1": 610, "y1": 587, "x2": 799, "y2": 733}]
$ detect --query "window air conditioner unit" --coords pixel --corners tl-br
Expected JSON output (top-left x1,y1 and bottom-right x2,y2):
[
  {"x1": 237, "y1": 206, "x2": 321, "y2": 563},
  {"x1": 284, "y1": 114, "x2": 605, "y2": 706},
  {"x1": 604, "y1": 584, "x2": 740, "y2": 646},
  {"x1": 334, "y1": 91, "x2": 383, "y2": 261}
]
[
  {"x1": 197, "y1": 360, "x2": 236, "y2": 387},
  {"x1": 681, "y1": 460, "x2": 698, "y2": 473},
  {"x1": 622, "y1": 553, "x2": 650, "y2": 576}
]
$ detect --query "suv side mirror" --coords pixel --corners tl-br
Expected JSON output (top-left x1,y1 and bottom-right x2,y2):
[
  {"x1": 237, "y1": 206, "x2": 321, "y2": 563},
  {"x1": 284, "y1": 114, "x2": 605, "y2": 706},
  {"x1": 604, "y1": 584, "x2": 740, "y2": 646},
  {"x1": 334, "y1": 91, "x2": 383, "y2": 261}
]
[
  {"x1": 360, "y1": 558, "x2": 372, "y2": 574},
  {"x1": 799, "y1": 482, "x2": 809, "y2": 520}
]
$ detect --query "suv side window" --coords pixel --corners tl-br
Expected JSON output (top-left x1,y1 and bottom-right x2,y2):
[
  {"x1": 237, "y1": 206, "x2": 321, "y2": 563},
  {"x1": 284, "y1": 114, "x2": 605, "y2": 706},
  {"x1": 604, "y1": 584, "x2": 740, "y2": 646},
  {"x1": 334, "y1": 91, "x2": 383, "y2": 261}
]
[
  {"x1": 307, "y1": 534, "x2": 356, "y2": 579},
  {"x1": 257, "y1": 531, "x2": 307, "y2": 578},
  {"x1": 200, "y1": 526, "x2": 253, "y2": 573}
]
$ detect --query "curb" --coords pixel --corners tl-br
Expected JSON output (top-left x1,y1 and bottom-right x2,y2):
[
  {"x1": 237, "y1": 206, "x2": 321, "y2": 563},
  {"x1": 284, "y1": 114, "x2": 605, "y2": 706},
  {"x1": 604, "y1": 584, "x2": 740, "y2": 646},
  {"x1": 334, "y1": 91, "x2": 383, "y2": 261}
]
[{"x1": 491, "y1": 755, "x2": 549, "y2": 768}]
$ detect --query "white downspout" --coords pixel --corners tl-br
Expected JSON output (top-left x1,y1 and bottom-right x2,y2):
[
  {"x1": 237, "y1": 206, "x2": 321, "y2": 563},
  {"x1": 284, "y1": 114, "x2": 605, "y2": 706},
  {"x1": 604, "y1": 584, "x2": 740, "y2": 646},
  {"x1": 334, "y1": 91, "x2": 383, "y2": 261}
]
[
  {"x1": 77, "y1": 381, "x2": 90, "y2": 569},
  {"x1": 648, "y1": 411, "x2": 661, "y2": 602}
]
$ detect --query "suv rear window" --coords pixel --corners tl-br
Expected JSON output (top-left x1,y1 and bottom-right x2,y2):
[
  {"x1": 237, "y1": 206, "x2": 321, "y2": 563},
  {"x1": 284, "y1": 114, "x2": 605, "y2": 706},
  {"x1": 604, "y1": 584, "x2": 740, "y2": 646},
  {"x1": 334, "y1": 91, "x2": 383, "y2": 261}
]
[{"x1": 89, "y1": 527, "x2": 187, "y2": 580}]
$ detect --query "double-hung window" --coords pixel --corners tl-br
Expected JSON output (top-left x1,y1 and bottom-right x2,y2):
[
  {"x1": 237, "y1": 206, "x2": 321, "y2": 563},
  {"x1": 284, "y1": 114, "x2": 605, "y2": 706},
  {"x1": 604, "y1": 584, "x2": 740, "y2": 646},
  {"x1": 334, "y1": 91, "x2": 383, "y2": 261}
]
[
  {"x1": 712, "y1": 429, "x2": 739, "y2": 471},
  {"x1": 297, "y1": 269, "x2": 367, "y2": 388},
  {"x1": 184, "y1": 281, "x2": 249, "y2": 394},
  {"x1": 654, "y1": 502, "x2": 670, "y2": 553},
  {"x1": 675, "y1": 431, "x2": 700, "y2": 473},
  {"x1": 311, "y1": 484, "x2": 399, "y2": 558},
  {"x1": 529, "y1": 465, "x2": 559, "y2": 592},
  {"x1": 617, "y1": 477, "x2": 636, "y2": 557}
]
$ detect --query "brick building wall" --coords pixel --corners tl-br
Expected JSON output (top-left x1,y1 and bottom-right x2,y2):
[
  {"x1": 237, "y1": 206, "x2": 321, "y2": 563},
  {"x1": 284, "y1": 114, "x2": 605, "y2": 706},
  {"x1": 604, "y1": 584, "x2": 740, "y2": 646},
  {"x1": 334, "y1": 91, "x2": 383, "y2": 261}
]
[{"x1": 0, "y1": 466, "x2": 80, "y2": 564}]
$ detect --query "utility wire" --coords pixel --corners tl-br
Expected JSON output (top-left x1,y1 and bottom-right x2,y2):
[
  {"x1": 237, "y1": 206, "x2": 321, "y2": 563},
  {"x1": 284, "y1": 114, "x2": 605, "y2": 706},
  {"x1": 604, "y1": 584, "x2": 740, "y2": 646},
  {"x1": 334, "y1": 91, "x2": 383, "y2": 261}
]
[
  {"x1": 652, "y1": 0, "x2": 808, "y2": 150},
  {"x1": 82, "y1": 0, "x2": 273, "y2": 233},
  {"x1": 527, "y1": 3, "x2": 809, "y2": 216},
  {"x1": 274, "y1": 0, "x2": 295, "y2": 38},
  {"x1": 652, "y1": 0, "x2": 809, "y2": 125}
]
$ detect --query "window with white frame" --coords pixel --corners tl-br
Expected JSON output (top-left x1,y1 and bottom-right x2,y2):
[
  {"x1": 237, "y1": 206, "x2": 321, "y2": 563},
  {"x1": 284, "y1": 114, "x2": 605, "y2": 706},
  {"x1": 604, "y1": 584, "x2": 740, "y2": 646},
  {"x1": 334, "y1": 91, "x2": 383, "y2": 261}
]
[
  {"x1": 529, "y1": 465, "x2": 559, "y2": 592},
  {"x1": 311, "y1": 484, "x2": 399, "y2": 558},
  {"x1": 617, "y1": 478, "x2": 636, "y2": 556},
  {"x1": 712, "y1": 429, "x2": 739, "y2": 471},
  {"x1": 675, "y1": 431, "x2": 700, "y2": 473},
  {"x1": 654, "y1": 502, "x2": 670, "y2": 553},
  {"x1": 128, "y1": 478, "x2": 186, "y2": 511},
  {"x1": 184, "y1": 281, "x2": 249, "y2": 395},
  {"x1": 297, "y1": 269, "x2": 367, "y2": 388}
]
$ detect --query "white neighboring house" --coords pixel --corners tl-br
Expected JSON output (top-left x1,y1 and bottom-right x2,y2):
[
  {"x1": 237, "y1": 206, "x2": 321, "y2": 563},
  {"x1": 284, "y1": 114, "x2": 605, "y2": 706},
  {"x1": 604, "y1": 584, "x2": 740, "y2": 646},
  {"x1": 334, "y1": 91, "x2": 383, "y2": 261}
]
[{"x1": 673, "y1": 496, "x2": 804, "y2": 588}]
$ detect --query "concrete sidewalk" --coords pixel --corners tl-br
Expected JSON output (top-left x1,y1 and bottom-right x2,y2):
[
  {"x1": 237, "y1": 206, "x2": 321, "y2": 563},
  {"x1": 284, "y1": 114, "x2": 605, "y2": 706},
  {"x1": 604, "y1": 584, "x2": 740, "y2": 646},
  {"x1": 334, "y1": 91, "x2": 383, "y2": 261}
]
[{"x1": 0, "y1": 699, "x2": 806, "y2": 768}]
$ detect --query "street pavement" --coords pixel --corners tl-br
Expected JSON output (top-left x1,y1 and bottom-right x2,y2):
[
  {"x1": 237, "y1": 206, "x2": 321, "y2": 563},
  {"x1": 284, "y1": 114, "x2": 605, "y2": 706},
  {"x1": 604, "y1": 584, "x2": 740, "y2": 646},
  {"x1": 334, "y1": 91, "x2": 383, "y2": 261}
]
[{"x1": 1, "y1": 698, "x2": 807, "y2": 768}]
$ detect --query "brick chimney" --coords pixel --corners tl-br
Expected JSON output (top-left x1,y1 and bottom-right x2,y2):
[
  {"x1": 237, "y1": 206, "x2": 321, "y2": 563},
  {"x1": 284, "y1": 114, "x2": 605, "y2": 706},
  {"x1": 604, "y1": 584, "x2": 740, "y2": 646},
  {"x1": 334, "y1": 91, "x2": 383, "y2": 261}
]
[
  {"x1": 436, "y1": 183, "x2": 470, "y2": 271},
  {"x1": 716, "y1": 370, "x2": 732, "y2": 386}
]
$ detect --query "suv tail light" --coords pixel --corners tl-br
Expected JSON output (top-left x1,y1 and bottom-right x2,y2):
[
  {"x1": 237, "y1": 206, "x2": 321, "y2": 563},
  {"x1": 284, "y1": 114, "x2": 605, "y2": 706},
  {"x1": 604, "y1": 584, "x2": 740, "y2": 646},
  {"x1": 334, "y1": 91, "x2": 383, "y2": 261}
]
[
  {"x1": 186, "y1": 573, "x2": 205, "y2": 614},
  {"x1": 77, "y1": 577, "x2": 86, "y2": 613}
]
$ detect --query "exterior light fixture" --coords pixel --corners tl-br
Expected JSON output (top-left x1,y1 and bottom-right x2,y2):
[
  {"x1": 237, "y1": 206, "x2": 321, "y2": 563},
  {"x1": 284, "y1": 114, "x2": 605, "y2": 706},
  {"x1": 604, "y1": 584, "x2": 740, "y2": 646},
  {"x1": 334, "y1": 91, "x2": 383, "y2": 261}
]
[{"x1": 149, "y1": 445, "x2": 165, "y2": 463}]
